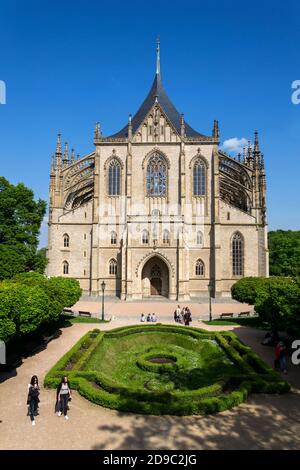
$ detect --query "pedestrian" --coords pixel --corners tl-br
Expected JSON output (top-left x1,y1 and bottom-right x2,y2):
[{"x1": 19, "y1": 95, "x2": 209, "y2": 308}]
[
  {"x1": 27, "y1": 375, "x2": 40, "y2": 426},
  {"x1": 152, "y1": 313, "x2": 157, "y2": 322},
  {"x1": 278, "y1": 342, "x2": 288, "y2": 374},
  {"x1": 184, "y1": 307, "x2": 192, "y2": 326},
  {"x1": 56, "y1": 376, "x2": 72, "y2": 420},
  {"x1": 146, "y1": 313, "x2": 151, "y2": 322},
  {"x1": 180, "y1": 307, "x2": 186, "y2": 324},
  {"x1": 140, "y1": 313, "x2": 146, "y2": 322},
  {"x1": 175, "y1": 305, "x2": 181, "y2": 323}
]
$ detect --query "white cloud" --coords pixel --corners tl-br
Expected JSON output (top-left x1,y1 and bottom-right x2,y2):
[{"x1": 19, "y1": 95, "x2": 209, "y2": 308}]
[{"x1": 221, "y1": 137, "x2": 248, "y2": 154}]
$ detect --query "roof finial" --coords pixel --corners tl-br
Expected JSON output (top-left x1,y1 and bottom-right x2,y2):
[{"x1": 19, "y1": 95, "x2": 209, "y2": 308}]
[
  {"x1": 156, "y1": 36, "x2": 160, "y2": 75},
  {"x1": 56, "y1": 131, "x2": 62, "y2": 154}
]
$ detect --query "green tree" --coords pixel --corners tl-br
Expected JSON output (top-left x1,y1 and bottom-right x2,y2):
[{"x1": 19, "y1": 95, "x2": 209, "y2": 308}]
[
  {"x1": 269, "y1": 230, "x2": 300, "y2": 276},
  {"x1": 0, "y1": 176, "x2": 46, "y2": 279}
]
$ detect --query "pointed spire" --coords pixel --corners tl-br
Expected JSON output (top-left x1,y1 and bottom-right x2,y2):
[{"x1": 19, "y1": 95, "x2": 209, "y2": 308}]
[
  {"x1": 71, "y1": 148, "x2": 75, "y2": 163},
  {"x1": 242, "y1": 146, "x2": 247, "y2": 164},
  {"x1": 238, "y1": 153, "x2": 241, "y2": 163},
  {"x1": 253, "y1": 130, "x2": 260, "y2": 170},
  {"x1": 212, "y1": 120, "x2": 220, "y2": 139},
  {"x1": 247, "y1": 140, "x2": 253, "y2": 168},
  {"x1": 56, "y1": 131, "x2": 62, "y2": 154},
  {"x1": 260, "y1": 153, "x2": 265, "y2": 173},
  {"x1": 63, "y1": 141, "x2": 69, "y2": 166},
  {"x1": 180, "y1": 113, "x2": 185, "y2": 138},
  {"x1": 156, "y1": 36, "x2": 160, "y2": 75},
  {"x1": 128, "y1": 114, "x2": 132, "y2": 140},
  {"x1": 94, "y1": 122, "x2": 101, "y2": 141},
  {"x1": 51, "y1": 154, "x2": 55, "y2": 174},
  {"x1": 77, "y1": 153, "x2": 80, "y2": 160}
]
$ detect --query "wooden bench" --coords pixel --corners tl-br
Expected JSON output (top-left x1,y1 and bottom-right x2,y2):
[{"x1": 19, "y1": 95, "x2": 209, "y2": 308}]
[
  {"x1": 238, "y1": 311, "x2": 251, "y2": 317},
  {"x1": 63, "y1": 308, "x2": 75, "y2": 316},
  {"x1": 78, "y1": 310, "x2": 92, "y2": 317},
  {"x1": 220, "y1": 312, "x2": 234, "y2": 319}
]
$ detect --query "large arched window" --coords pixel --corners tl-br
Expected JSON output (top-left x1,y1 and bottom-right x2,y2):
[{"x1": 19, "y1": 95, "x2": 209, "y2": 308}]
[
  {"x1": 63, "y1": 260, "x2": 69, "y2": 275},
  {"x1": 108, "y1": 160, "x2": 121, "y2": 196},
  {"x1": 110, "y1": 231, "x2": 117, "y2": 245},
  {"x1": 63, "y1": 234, "x2": 69, "y2": 248},
  {"x1": 195, "y1": 259, "x2": 204, "y2": 276},
  {"x1": 146, "y1": 154, "x2": 167, "y2": 196},
  {"x1": 197, "y1": 230, "x2": 203, "y2": 246},
  {"x1": 109, "y1": 259, "x2": 117, "y2": 275},
  {"x1": 142, "y1": 229, "x2": 149, "y2": 244},
  {"x1": 163, "y1": 229, "x2": 170, "y2": 244},
  {"x1": 232, "y1": 232, "x2": 244, "y2": 276},
  {"x1": 193, "y1": 160, "x2": 206, "y2": 196}
]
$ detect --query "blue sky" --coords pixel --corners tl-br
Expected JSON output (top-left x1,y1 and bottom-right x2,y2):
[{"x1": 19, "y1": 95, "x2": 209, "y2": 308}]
[{"x1": 0, "y1": 0, "x2": 300, "y2": 247}]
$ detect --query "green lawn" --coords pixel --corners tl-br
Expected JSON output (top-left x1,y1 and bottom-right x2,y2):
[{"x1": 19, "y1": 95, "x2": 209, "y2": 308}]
[
  {"x1": 61, "y1": 314, "x2": 109, "y2": 324},
  {"x1": 202, "y1": 317, "x2": 270, "y2": 328}
]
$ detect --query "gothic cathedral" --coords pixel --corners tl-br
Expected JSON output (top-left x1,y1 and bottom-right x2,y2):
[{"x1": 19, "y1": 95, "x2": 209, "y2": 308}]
[{"x1": 47, "y1": 43, "x2": 268, "y2": 300}]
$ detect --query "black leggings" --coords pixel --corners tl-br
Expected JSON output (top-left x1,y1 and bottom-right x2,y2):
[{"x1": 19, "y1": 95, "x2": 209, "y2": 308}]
[{"x1": 60, "y1": 394, "x2": 69, "y2": 416}]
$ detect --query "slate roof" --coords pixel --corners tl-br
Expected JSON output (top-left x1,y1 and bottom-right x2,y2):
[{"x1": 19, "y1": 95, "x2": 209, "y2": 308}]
[{"x1": 107, "y1": 72, "x2": 208, "y2": 139}]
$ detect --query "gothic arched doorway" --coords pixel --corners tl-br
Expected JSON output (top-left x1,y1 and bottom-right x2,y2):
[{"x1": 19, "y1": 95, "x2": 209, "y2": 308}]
[{"x1": 141, "y1": 256, "x2": 169, "y2": 298}]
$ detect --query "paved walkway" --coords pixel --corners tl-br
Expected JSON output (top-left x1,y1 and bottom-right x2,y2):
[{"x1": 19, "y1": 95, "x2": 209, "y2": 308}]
[{"x1": 1, "y1": 317, "x2": 300, "y2": 450}]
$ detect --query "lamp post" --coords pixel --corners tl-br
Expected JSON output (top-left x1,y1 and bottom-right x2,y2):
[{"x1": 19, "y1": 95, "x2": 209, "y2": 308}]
[
  {"x1": 101, "y1": 281, "x2": 106, "y2": 321},
  {"x1": 208, "y1": 281, "x2": 213, "y2": 322}
]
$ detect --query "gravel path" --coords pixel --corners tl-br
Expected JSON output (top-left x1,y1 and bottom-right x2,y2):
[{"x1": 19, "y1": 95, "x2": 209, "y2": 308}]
[{"x1": 1, "y1": 315, "x2": 300, "y2": 450}]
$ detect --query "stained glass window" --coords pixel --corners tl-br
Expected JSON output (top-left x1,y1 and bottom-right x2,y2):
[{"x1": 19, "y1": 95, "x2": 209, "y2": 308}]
[
  {"x1": 63, "y1": 261, "x2": 69, "y2": 275},
  {"x1": 109, "y1": 259, "x2": 117, "y2": 275},
  {"x1": 195, "y1": 259, "x2": 204, "y2": 276},
  {"x1": 108, "y1": 160, "x2": 120, "y2": 196},
  {"x1": 146, "y1": 154, "x2": 167, "y2": 196},
  {"x1": 193, "y1": 160, "x2": 206, "y2": 196},
  {"x1": 232, "y1": 233, "x2": 243, "y2": 276}
]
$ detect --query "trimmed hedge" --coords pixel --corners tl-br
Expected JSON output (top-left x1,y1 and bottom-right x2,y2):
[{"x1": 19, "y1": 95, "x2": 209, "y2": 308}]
[{"x1": 44, "y1": 324, "x2": 290, "y2": 416}]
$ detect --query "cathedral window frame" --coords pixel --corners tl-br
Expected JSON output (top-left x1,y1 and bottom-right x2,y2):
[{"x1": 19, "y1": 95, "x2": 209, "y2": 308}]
[
  {"x1": 109, "y1": 258, "x2": 117, "y2": 276},
  {"x1": 110, "y1": 231, "x2": 117, "y2": 245},
  {"x1": 145, "y1": 152, "x2": 168, "y2": 198},
  {"x1": 63, "y1": 233, "x2": 70, "y2": 248},
  {"x1": 104, "y1": 155, "x2": 124, "y2": 197},
  {"x1": 63, "y1": 260, "x2": 69, "y2": 275},
  {"x1": 231, "y1": 231, "x2": 244, "y2": 277},
  {"x1": 193, "y1": 158, "x2": 207, "y2": 197},
  {"x1": 195, "y1": 259, "x2": 205, "y2": 277},
  {"x1": 142, "y1": 229, "x2": 149, "y2": 245},
  {"x1": 163, "y1": 229, "x2": 170, "y2": 244}
]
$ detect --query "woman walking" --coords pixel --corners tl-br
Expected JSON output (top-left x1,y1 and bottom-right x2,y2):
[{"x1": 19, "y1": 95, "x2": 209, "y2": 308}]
[
  {"x1": 56, "y1": 376, "x2": 72, "y2": 420},
  {"x1": 27, "y1": 375, "x2": 40, "y2": 426}
]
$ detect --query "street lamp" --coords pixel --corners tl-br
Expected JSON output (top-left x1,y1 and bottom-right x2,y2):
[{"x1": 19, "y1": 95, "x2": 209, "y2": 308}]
[
  {"x1": 208, "y1": 281, "x2": 213, "y2": 322},
  {"x1": 101, "y1": 281, "x2": 106, "y2": 321}
]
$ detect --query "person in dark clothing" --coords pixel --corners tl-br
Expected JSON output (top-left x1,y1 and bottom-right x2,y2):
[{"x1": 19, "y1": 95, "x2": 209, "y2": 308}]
[
  {"x1": 27, "y1": 375, "x2": 40, "y2": 426},
  {"x1": 184, "y1": 307, "x2": 192, "y2": 326},
  {"x1": 56, "y1": 376, "x2": 72, "y2": 420}
]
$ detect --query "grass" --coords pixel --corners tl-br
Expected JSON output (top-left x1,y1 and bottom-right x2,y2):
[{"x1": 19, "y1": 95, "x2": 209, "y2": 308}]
[
  {"x1": 202, "y1": 317, "x2": 270, "y2": 328},
  {"x1": 61, "y1": 314, "x2": 109, "y2": 324},
  {"x1": 44, "y1": 324, "x2": 290, "y2": 416}
]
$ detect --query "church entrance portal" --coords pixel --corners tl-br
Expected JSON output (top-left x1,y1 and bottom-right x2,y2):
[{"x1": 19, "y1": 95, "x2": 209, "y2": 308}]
[{"x1": 141, "y1": 257, "x2": 169, "y2": 298}]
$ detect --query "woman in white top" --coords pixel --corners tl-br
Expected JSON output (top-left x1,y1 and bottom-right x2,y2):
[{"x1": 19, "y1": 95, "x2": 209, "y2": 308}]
[{"x1": 56, "y1": 376, "x2": 72, "y2": 420}]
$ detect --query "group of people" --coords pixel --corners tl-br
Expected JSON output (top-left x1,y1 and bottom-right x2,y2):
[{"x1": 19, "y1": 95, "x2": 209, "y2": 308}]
[
  {"x1": 140, "y1": 313, "x2": 158, "y2": 322},
  {"x1": 174, "y1": 305, "x2": 192, "y2": 326},
  {"x1": 27, "y1": 375, "x2": 72, "y2": 426}
]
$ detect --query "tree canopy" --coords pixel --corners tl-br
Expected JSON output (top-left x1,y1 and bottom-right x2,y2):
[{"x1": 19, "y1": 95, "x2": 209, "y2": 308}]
[
  {"x1": 0, "y1": 176, "x2": 46, "y2": 279},
  {"x1": 268, "y1": 230, "x2": 300, "y2": 277}
]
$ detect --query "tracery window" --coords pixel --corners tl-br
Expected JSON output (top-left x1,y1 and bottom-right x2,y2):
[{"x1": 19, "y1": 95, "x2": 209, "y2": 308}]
[
  {"x1": 109, "y1": 259, "x2": 117, "y2": 276},
  {"x1": 232, "y1": 232, "x2": 244, "y2": 276},
  {"x1": 108, "y1": 160, "x2": 121, "y2": 196},
  {"x1": 193, "y1": 160, "x2": 206, "y2": 196},
  {"x1": 142, "y1": 230, "x2": 149, "y2": 244},
  {"x1": 63, "y1": 234, "x2": 69, "y2": 248},
  {"x1": 63, "y1": 261, "x2": 69, "y2": 275},
  {"x1": 111, "y1": 231, "x2": 117, "y2": 245},
  {"x1": 163, "y1": 229, "x2": 170, "y2": 244},
  {"x1": 195, "y1": 259, "x2": 204, "y2": 276},
  {"x1": 146, "y1": 154, "x2": 167, "y2": 197}
]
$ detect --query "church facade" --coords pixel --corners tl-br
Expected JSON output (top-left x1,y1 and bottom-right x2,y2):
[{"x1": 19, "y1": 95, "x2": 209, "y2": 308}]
[{"x1": 47, "y1": 44, "x2": 268, "y2": 300}]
